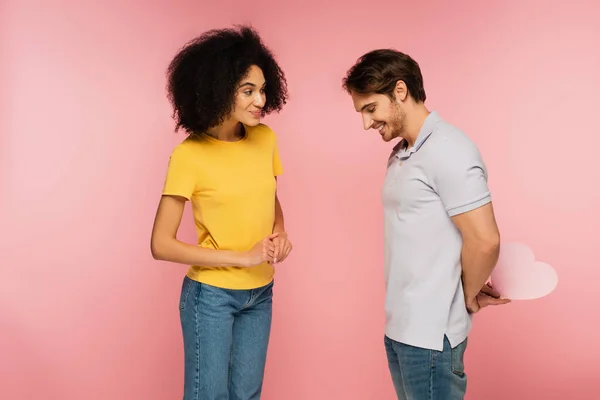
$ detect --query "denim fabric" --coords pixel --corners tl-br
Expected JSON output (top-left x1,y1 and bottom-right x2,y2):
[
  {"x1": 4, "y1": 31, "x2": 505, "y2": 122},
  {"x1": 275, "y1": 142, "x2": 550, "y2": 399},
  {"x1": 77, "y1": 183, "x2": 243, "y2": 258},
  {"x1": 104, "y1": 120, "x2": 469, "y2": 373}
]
[
  {"x1": 179, "y1": 276, "x2": 273, "y2": 400},
  {"x1": 385, "y1": 335, "x2": 468, "y2": 400}
]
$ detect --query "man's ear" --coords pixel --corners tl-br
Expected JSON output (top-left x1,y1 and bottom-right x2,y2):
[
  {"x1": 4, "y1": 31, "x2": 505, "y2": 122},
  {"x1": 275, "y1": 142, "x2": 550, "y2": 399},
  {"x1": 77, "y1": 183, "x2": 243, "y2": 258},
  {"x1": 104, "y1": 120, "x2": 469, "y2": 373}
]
[{"x1": 394, "y1": 80, "x2": 408, "y2": 102}]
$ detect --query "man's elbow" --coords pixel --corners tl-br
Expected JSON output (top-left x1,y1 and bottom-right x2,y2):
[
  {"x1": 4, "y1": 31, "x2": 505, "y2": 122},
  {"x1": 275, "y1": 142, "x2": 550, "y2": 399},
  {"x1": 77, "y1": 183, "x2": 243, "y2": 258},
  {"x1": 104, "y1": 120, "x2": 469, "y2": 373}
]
[
  {"x1": 479, "y1": 232, "x2": 500, "y2": 255},
  {"x1": 464, "y1": 231, "x2": 500, "y2": 255}
]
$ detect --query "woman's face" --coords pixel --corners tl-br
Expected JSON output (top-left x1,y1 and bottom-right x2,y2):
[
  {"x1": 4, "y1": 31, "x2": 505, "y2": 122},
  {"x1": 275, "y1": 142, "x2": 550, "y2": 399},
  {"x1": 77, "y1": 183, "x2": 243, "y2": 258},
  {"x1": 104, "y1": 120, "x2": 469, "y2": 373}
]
[{"x1": 231, "y1": 65, "x2": 266, "y2": 126}]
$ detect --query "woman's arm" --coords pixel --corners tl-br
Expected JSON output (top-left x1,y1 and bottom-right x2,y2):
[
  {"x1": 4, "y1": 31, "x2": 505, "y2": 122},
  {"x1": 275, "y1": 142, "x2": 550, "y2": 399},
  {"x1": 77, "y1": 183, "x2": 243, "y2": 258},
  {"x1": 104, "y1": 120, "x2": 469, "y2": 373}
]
[
  {"x1": 271, "y1": 183, "x2": 292, "y2": 263},
  {"x1": 151, "y1": 195, "x2": 274, "y2": 267},
  {"x1": 273, "y1": 194, "x2": 285, "y2": 234}
]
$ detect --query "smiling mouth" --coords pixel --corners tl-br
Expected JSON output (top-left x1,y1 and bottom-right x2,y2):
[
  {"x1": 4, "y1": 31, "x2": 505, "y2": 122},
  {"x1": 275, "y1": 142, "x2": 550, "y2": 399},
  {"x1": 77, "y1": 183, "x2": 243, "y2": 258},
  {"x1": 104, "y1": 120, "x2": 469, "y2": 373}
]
[{"x1": 374, "y1": 123, "x2": 386, "y2": 134}]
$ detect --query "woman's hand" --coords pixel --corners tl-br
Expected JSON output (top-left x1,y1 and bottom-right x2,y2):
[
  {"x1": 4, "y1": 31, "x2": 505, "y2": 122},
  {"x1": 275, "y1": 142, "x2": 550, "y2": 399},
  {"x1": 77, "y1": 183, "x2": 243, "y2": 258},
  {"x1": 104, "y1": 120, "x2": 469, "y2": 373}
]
[
  {"x1": 243, "y1": 233, "x2": 280, "y2": 267},
  {"x1": 272, "y1": 231, "x2": 293, "y2": 264}
]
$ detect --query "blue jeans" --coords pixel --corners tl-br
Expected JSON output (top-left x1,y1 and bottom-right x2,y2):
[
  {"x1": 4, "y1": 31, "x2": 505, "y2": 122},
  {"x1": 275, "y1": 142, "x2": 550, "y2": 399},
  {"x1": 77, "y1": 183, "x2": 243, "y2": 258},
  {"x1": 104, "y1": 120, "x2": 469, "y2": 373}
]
[
  {"x1": 384, "y1": 335, "x2": 468, "y2": 400},
  {"x1": 179, "y1": 276, "x2": 274, "y2": 400}
]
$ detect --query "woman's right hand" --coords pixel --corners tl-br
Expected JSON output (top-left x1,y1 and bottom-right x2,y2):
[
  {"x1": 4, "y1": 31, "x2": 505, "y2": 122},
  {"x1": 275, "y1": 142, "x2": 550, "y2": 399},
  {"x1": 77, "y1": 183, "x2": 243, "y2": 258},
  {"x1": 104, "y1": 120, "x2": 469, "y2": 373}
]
[{"x1": 243, "y1": 233, "x2": 279, "y2": 267}]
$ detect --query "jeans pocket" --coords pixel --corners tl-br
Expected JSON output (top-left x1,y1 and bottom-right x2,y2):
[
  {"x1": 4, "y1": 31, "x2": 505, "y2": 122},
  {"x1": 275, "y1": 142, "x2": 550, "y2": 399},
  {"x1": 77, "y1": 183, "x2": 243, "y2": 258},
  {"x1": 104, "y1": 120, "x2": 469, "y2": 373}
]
[
  {"x1": 451, "y1": 338, "x2": 468, "y2": 377},
  {"x1": 179, "y1": 276, "x2": 194, "y2": 311}
]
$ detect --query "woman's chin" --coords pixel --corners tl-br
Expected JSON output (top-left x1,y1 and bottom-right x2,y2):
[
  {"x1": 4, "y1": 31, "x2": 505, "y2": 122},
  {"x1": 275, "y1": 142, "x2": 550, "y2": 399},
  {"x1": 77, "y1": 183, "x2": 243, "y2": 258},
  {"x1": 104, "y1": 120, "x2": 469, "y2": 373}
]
[{"x1": 240, "y1": 118, "x2": 261, "y2": 127}]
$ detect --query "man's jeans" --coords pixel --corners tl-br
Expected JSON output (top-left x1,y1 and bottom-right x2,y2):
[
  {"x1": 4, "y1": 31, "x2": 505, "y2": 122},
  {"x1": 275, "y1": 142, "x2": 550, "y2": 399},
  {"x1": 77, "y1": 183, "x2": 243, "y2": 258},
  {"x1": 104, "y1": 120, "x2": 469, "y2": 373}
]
[
  {"x1": 385, "y1": 335, "x2": 468, "y2": 400},
  {"x1": 179, "y1": 276, "x2": 274, "y2": 400}
]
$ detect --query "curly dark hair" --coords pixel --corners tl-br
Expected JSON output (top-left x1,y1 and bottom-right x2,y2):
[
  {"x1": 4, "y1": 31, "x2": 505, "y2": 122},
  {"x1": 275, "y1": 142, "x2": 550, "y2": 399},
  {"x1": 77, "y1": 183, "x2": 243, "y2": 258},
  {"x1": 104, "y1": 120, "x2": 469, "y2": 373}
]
[
  {"x1": 166, "y1": 25, "x2": 288, "y2": 135},
  {"x1": 342, "y1": 49, "x2": 426, "y2": 102}
]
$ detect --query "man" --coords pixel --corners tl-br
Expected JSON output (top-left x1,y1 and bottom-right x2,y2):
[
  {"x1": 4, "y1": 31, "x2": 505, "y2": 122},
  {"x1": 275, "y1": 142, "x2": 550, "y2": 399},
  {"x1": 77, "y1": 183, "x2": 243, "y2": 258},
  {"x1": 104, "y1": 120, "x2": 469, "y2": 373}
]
[{"x1": 342, "y1": 49, "x2": 510, "y2": 399}]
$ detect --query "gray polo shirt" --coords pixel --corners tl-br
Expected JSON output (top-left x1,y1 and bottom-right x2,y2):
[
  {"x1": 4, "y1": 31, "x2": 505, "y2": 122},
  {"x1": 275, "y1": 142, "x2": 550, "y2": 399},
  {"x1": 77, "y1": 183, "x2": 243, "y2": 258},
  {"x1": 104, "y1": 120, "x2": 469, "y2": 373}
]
[{"x1": 382, "y1": 111, "x2": 491, "y2": 351}]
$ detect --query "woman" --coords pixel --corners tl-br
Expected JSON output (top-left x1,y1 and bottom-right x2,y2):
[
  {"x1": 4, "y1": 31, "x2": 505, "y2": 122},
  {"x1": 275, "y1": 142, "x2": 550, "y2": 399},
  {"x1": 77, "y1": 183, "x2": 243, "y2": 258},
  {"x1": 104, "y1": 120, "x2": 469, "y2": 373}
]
[{"x1": 151, "y1": 25, "x2": 292, "y2": 400}]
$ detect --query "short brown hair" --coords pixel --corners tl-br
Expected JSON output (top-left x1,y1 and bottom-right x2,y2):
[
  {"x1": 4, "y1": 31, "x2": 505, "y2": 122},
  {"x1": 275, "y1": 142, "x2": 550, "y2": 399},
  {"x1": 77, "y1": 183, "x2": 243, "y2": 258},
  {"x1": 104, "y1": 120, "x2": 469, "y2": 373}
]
[{"x1": 342, "y1": 49, "x2": 426, "y2": 102}]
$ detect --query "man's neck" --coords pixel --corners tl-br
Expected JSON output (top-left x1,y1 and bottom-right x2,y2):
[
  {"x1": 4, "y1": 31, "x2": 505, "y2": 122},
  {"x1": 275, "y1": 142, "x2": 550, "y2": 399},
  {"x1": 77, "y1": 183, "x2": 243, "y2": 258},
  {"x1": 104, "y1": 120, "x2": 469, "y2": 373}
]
[{"x1": 402, "y1": 103, "x2": 430, "y2": 148}]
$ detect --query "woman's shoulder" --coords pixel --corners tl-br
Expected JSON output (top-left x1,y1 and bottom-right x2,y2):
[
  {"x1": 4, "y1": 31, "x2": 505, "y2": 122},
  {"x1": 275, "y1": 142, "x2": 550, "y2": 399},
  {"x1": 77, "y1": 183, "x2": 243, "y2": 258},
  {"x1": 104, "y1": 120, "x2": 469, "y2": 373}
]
[
  {"x1": 245, "y1": 123, "x2": 278, "y2": 144},
  {"x1": 168, "y1": 136, "x2": 206, "y2": 160},
  {"x1": 247, "y1": 123, "x2": 276, "y2": 136}
]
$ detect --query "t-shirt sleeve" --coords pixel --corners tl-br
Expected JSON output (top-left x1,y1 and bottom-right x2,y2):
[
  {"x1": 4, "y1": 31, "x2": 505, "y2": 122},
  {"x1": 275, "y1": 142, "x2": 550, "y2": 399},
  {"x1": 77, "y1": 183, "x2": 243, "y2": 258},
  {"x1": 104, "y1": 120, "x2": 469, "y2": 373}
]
[
  {"x1": 162, "y1": 145, "x2": 197, "y2": 200},
  {"x1": 272, "y1": 130, "x2": 283, "y2": 177},
  {"x1": 429, "y1": 137, "x2": 491, "y2": 217}
]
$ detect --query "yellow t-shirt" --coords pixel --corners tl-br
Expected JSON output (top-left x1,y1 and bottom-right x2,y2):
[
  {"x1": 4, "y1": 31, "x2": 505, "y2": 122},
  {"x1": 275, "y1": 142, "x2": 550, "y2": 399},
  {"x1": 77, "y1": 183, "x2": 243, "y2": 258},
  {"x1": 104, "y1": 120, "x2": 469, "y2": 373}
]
[{"x1": 162, "y1": 123, "x2": 283, "y2": 290}]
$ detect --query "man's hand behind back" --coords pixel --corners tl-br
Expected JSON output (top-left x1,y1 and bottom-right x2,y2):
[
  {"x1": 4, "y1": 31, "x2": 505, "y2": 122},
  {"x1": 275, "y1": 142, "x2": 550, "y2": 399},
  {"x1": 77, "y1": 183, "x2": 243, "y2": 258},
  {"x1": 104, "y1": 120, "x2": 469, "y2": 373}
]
[{"x1": 466, "y1": 283, "x2": 511, "y2": 314}]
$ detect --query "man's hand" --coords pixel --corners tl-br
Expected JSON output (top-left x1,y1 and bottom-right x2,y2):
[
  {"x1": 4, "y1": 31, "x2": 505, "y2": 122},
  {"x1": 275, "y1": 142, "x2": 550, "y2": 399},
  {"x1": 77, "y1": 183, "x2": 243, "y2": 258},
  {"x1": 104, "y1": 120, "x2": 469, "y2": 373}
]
[
  {"x1": 272, "y1": 231, "x2": 292, "y2": 264},
  {"x1": 466, "y1": 283, "x2": 511, "y2": 314}
]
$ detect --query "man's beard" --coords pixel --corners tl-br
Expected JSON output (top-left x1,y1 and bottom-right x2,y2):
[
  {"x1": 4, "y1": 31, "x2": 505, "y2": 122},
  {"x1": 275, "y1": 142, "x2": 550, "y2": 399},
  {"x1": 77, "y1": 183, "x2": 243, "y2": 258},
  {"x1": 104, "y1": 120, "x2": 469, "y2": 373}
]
[{"x1": 388, "y1": 104, "x2": 405, "y2": 140}]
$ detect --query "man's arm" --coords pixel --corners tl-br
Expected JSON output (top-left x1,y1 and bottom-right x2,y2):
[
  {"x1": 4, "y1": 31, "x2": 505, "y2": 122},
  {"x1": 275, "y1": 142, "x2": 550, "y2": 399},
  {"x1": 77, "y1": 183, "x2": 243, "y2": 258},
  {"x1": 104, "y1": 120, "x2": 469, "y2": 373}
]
[
  {"x1": 427, "y1": 134, "x2": 510, "y2": 312},
  {"x1": 451, "y1": 202, "x2": 502, "y2": 309}
]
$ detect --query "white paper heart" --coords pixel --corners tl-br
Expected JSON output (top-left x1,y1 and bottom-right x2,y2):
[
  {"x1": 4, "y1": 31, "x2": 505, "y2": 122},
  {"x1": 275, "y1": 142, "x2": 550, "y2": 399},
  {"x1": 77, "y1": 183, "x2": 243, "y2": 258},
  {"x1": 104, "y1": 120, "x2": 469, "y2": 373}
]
[{"x1": 490, "y1": 242, "x2": 558, "y2": 300}]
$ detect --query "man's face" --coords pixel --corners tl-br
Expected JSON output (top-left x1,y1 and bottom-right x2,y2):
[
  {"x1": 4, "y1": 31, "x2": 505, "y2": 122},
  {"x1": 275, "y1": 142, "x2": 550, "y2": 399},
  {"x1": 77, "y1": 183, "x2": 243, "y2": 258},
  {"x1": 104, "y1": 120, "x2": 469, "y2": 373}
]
[{"x1": 350, "y1": 92, "x2": 405, "y2": 142}]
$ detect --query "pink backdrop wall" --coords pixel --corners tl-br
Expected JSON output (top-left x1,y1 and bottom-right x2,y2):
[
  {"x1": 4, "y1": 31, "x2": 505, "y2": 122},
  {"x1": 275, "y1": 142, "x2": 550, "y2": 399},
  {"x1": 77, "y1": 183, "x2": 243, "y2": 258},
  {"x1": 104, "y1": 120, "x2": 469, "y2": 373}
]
[{"x1": 2, "y1": 0, "x2": 599, "y2": 399}]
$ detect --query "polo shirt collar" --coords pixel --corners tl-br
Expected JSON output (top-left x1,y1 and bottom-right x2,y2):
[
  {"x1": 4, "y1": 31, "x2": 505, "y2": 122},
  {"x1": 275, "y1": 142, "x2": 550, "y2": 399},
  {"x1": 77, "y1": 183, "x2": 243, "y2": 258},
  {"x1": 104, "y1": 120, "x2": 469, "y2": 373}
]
[{"x1": 396, "y1": 111, "x2": 441, "y2": 160}]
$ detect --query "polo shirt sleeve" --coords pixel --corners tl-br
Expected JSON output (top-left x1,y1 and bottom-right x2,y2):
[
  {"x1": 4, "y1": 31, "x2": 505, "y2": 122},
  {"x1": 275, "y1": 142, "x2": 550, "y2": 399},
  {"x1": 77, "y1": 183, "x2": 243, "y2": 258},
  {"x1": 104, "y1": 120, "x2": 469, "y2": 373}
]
[
  {"x1": 162, "y1": 144, "x2": 197, "y2": 200},
  {"x1": 429, "y1": 135, "x2": 491, "y2": 217}
]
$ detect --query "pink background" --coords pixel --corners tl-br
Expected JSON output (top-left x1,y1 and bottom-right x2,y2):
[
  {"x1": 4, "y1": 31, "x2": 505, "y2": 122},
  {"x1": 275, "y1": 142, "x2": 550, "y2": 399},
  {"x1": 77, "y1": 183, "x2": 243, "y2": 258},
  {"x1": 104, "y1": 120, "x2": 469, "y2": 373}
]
[{"x1": 2, "y1": 0, "x2": 599, "y2": 399}]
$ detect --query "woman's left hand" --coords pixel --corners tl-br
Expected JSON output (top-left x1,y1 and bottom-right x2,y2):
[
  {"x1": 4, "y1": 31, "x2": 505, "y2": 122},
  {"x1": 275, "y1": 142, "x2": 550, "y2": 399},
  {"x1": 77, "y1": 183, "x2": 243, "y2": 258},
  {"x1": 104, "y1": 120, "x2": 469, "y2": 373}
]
[{"x1": 272, "y1": 231, "x2": 292, "y2": 264}]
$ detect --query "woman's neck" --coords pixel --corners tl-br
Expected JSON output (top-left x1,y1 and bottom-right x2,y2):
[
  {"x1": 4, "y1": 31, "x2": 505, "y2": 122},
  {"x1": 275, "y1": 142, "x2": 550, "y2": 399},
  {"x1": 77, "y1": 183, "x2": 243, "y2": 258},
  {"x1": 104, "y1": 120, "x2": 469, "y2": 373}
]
[{"x1": 205, "y1": 119, "x2": 244, "y2": 142}]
